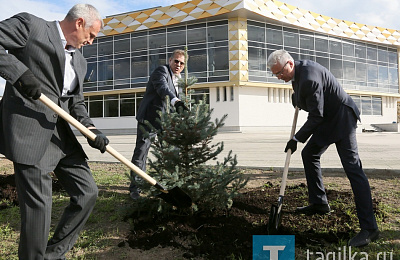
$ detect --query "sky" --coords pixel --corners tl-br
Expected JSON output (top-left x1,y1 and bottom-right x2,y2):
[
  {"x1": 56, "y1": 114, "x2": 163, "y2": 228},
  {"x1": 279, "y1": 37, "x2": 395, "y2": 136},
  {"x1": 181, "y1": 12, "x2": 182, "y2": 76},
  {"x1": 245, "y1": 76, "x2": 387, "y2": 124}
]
[{"x1": 0, "y1": 0, "x2": 399, "y2": 94}]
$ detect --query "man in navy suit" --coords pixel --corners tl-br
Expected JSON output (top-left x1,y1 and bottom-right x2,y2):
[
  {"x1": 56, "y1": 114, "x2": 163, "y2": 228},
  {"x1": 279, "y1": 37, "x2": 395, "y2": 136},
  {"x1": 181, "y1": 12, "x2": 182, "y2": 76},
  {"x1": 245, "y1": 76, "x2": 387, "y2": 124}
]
[
  {"x1": 129, "y1": 49, "x2": 188, "y2": 199},
  {"x1": 0, "y1": 4, "x2": 109, "y2": 259},
  {"x1": 267, "y1": 49, "x2": 378, "y2": 247}
]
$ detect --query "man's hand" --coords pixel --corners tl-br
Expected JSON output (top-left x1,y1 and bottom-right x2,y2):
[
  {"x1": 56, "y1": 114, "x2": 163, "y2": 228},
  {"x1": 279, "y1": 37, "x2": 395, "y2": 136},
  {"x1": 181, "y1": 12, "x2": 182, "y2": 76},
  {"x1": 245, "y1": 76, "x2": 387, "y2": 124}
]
[
  {"x1": 284, "y1": 139, "x2": 297, "y2": 154},
  {"x1": 87, "y1": 129, "x2": 109, "y2": 153},
  {"x1": 174, "y1": 100, "x2": 189, "y2": 113},
  {"x1": 15, "y1": 70, "x2": 42, "y2": 100}
]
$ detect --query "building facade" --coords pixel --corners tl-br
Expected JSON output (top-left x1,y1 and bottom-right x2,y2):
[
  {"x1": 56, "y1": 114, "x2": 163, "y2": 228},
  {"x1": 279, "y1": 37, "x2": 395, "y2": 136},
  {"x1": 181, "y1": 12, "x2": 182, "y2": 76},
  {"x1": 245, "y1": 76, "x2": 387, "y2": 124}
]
[{"x1": 82, "y1": 0, "x2": 400, "y2": 133}]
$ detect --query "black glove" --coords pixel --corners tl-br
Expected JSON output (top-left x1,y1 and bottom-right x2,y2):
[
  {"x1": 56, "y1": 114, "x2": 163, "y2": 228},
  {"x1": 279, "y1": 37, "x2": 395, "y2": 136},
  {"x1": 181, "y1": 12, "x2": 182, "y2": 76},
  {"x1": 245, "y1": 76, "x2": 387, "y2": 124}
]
[
  {"x1": 15, "y1": 70, "x2": 42, "y2": 100},
  {"x1": 174, "y1": 100, "x2": 189, "y2": 113},
  {"x1": 87, "y1": 129, "x2": 109, "y2": 153},
  {"x1": 284, "y1": 139, "x2": 297, "y2": 154}
]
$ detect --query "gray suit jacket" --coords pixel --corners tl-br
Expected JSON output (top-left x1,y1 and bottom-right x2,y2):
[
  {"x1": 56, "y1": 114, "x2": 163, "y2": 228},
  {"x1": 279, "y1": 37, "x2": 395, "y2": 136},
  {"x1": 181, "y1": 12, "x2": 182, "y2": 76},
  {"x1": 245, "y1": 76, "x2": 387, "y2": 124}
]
[
  {"x1": 292, "y1": 60, "x2": 360, "y2": 146},
  {"x1": 0, "y1": 13, "x2": 93, "y2": 165},
  {"x1": 136, "y1": 64, "x2": 179, "y2": 129}
]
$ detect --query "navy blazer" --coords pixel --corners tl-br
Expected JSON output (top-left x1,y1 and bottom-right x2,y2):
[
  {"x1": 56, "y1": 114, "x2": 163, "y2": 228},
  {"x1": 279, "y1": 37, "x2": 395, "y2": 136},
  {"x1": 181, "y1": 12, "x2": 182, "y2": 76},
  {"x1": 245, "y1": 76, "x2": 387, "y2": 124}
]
[
  {"x1": 136, "y1": 64, "x2": 179, "y2": 128},
  {"x1": 0, "y1": 13, "x2": 92, "y2": 165},
  {"x1": 292, "y1": 60, "x2": 360, "y2": 145}
]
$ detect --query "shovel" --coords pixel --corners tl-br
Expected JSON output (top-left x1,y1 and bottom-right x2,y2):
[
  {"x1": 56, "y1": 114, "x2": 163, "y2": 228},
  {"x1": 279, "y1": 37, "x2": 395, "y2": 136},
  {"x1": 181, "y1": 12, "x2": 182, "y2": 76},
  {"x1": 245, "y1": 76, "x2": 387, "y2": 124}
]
[
  {"x1": 267, "y1": 107, "x2": 299, "y2": 234},
  {"x1": 38, "y1": 94, "x2": 192, "y2": 208}
]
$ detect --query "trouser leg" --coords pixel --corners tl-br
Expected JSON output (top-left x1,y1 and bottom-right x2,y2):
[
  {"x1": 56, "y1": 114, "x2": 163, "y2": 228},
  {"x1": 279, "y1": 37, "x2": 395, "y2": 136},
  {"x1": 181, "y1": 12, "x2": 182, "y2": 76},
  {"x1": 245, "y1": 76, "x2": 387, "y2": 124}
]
[
  {"x1": 14, "y1": 162, "x2": 55, "y2": 260},
  {"x1": 129, "y1": 123, "x2": 156, "y2": 192},
  {"x1": 45, "y1": 153, "x2": 98, "y2": 259},
  {"x1": 336, "y1": 131, "x2": 377, "y2": 230},
  {"x1": 301, "y1": 138, "x2": 330, "y2": 205}
]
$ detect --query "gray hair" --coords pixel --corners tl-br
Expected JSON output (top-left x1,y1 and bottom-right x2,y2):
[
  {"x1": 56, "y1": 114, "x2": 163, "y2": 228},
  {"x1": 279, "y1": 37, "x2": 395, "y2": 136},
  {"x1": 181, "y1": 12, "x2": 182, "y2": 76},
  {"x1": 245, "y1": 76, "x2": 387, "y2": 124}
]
[
  {"x1": 170, "y1": 49, "x2": 188, "y2": 60},
  {"x1": 267, "y1": 49, "x2": 294, "y2": 70},
  {"x1": 65, "y1": 4, "x2": 104, "y2": 29}
]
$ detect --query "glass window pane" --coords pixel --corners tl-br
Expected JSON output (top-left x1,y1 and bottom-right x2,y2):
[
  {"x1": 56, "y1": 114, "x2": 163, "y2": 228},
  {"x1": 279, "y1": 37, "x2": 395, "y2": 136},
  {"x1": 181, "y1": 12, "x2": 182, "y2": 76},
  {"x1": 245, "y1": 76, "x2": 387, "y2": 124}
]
[
  {"x1": 330, "y1": 59, "x2": 343, "y2": 79},
  {"x1": 132, "y1": 56, "x2": 148, "y2": 78},
  {"x1": 343, "y1": 61, "x2": 355, "y2": 79},
  {"x1": 248, "y1": 25, "x2": 265, "y2": 42},
  {"x1": 367, "y1": 47, "x2": 377, "y2": 60},
  {"x1": 149, "y1": 54, "x2": 166, "y2": 74},
  {"x1": 389, "y1": 67, "x2": 398, "y2": 85},
  {"x1": 315, "y1": 37, "x2": 328, "y2": 52},
  {"x1": 83, "y1": 44, "x2": 97, "y2": 58},
  {"x1": 351, "y1": 95, "x2": 361, "y2": 110},
  {"x1": 356, "y1": 63, "x2": 367, "y2": 82},
  {"x1": 132, "y1": 35, "x2": 147, "y2": 51},
  {"x1": 104, "y1": 96, "x2": 118, "y2": 117},
  {"x1": 207, "y1": 25, "x2": 228, "y2": 42},
  {"x1": 283, "y1": 32, "x2": 298, "y2": 47},
  {"x1": 85, "y1": 63, "x2": 97, "y2": 82},
  {"x1": 248, "y1": 47, "x2": 266, "y2": 71},
  {"x1": 114, "y1": 58, "x2": 130, "y2": 79},
  {"x1": 300, "y1": 35, "x2": 314, "y2": 50},
  {"x1": 355, "y1": 44, "x2": 366, "y2": 58},
  {"x1": 343, "y1": 42, "x2": 354, "y2": 57},
  {"x1": 168, "y1": 30, "x2": 186, "y2": 46},
  {"x1": 209, "y1": 47, "x2": 229, "y2": 71},
  {"x1": 187, "y1": 27, "x2": 206, "y2": 44},
  {"x1": 266, "y1": 28, "x2": 283, "y2": 45},
  {"x1": 378, "y1": 66, "x2": 388, "y2": 85},
  {"x1": 89, "y1": 100, "x2": 103, "y2": 118},
  {"x1": 388, "y1": 50, "x2": 397, "y2": 64},
  {"x1": 188, "y1": 49, "x2": 207, "y2": 72},
  {"x1": 98, "y1": 41, "x2": 113, "y2": 56},
  {"x1": 329, "y1": 40, "x2": 342, "y2": 55},
  {"x1": 149, "y1": 32, "x2": 166, "y2": 49},
  {"x1": 114, "y1": 38, "x2": 130, "y2": 53},
  {"x1": 361, "y1": 96, "x2": 372, "y2": 115},
  {"x1": 120, "y1": 96, "x2": 135, "y2": 116},
  {"x1": 316, "y1": 57, "x2": 329, "y2": 69},
  {"x1": 367, "y1": 64, "x2": 378, "y2": 83},
  {"x1": 372, "y1": 97, "x2": 382, "y2": 115},
  {"x1": 378, "y1": 47, "x2": 388, "y2": 62},
  {"x1": 98, "y1": 60, "x2": 113, "y2": 81}
]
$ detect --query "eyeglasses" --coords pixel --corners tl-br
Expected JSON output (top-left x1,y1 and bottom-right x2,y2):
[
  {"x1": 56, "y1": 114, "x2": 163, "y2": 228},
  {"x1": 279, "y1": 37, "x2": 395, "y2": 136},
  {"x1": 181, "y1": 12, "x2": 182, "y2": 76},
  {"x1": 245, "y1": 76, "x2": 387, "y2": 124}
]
[
  {"x1": 272, "y1": 61, "x2": 289, "y2": 77},
  {"x1": 174, "y1": 59, "x2": 185, "y2": 66}
]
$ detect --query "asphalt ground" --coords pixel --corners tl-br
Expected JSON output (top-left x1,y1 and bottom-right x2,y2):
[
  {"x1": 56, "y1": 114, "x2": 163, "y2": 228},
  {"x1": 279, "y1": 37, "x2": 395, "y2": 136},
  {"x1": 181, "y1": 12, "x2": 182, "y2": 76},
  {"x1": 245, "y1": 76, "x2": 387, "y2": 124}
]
[{"x1": 76, "y1": 131, "x2": 400, "y2": 173}]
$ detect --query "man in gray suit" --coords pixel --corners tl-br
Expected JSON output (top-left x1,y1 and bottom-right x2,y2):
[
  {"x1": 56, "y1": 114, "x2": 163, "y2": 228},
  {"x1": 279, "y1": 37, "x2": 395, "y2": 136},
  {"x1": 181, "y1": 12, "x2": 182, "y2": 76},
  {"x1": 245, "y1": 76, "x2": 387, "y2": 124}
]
[
  {"x1": 0, "y1": 4, "x2": 109, "y2": 259},
  {"x1": 129, "y1": 49, "x2": 188, "y2": 199},
  {"x1": 267, "y1": 49, "x2": 378, "y2": 247}
]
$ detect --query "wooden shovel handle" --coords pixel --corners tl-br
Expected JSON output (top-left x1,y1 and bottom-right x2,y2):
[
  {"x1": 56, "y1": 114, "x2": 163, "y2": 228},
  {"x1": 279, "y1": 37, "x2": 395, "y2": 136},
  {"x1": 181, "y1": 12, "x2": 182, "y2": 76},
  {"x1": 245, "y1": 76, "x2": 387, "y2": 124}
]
[
  {"x1": 279, "y1": 107, "x2": 299, "y2": 197},
  {"x1": 38, "y1": 94, "x2": 157, "y2": 186}
]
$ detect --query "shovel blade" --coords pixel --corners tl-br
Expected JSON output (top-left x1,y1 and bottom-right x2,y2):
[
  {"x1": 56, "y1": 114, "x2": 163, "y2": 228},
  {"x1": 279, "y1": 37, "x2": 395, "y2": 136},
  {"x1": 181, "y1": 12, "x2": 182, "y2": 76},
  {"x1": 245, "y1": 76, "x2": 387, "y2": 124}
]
[
  {"x1": 267, "y1": 204, "x2": 282, "y2": 235},
  {"x1": 157, "y1": 186, "x2": 192, "y2": 208}
]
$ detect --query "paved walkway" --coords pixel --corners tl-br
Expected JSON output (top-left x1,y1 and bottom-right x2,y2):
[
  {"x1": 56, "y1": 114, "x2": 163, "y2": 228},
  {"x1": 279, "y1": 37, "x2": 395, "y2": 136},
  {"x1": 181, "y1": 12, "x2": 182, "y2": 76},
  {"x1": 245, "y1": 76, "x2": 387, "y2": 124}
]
[{"x1": 77, "y1": 131, "x2": 400, "y2": 172}]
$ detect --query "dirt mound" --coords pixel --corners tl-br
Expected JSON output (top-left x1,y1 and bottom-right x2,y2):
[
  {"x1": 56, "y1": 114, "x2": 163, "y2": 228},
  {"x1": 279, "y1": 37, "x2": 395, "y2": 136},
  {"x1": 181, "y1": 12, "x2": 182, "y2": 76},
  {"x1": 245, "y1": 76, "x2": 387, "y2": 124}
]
[{"x1": 126, "y1": 184, "x2": 383, "y2": 259}]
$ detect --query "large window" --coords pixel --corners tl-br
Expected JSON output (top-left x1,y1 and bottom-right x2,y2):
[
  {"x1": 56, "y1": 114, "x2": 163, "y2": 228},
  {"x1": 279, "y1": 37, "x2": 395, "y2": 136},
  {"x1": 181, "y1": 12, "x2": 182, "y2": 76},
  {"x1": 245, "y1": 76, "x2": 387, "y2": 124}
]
[
  {"x1": 82, "y1": 20, "x2": 229, "y2": 92},
  {"x1": 248, "y1": 20, "x2": 399, "y2": 94},
  {"x1": 351, "y1": 95, "x2": 382, "y2": 115}
]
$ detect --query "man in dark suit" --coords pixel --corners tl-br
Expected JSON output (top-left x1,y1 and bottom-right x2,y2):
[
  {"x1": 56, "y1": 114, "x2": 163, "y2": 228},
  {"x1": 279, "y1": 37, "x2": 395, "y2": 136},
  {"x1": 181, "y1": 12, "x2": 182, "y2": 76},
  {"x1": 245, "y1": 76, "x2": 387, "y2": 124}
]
[
  {"x1": 267, "y1": 49, "x2": 378, "y2": 247},
  {"x1": 129, "y1": 49, "x2": 188, "y2": 199},
  {"x1": 0, "y1": 4, "x2": 109, "y2": 259}
]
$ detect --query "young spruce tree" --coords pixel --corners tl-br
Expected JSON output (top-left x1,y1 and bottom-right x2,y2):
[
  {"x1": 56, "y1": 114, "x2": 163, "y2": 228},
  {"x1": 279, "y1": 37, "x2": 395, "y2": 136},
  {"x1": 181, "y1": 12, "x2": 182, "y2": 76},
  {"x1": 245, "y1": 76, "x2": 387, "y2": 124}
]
[{"x1": 135, "y1": 48, "x2": 248, "y2": 214}]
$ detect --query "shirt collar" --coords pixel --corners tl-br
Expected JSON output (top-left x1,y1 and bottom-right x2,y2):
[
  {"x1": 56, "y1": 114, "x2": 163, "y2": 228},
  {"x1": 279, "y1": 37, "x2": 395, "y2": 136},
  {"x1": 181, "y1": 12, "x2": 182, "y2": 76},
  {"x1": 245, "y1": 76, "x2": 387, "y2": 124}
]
[{"x1": 56, "y1": 21, "x2": 76, "y2": 53}]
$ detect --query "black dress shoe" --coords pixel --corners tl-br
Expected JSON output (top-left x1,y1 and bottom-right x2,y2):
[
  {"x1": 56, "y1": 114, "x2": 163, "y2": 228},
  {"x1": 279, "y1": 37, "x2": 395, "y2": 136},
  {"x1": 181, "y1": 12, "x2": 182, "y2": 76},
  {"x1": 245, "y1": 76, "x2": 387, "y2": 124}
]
[
  {"x1": 296, "y1": 204, "x2": 331, "y2": 215},
  {"x1": 348, "y1": 229, "x2": 379, "y2": 247}
]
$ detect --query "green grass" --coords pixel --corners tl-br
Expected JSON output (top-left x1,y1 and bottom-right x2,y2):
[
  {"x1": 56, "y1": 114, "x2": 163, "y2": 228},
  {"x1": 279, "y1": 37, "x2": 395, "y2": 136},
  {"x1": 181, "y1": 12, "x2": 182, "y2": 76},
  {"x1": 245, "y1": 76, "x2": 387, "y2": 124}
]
[{"x1": 0, "y1": 162, "x2": 399, "y2": 259}]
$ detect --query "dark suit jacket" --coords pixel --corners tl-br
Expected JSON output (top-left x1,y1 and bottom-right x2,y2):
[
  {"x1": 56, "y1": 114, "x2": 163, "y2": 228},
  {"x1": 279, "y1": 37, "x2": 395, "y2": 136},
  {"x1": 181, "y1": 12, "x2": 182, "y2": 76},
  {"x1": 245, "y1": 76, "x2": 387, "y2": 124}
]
[
  {"x1": 292, "y1": 60, "x2": 360, "y2": 146},
  {"x1": 136, "y1": 64, "x2": 179, "y2": 129},
  {"x1": 0, "y1": 13, "x2": 93, "y2": 165}
]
